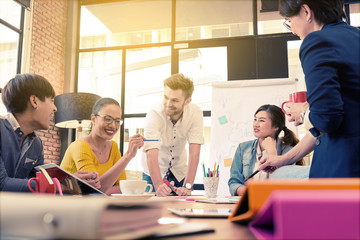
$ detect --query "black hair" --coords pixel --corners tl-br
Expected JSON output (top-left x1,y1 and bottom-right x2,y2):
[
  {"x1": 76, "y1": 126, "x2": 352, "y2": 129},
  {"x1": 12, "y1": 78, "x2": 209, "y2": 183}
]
[
  {"x1": 279, "y1": 0, "x2": 346, "y2": 25},
  {"x1": 255, "y1": 104, "x2": 304, "y2": 165},
  {"x1": 92, "y1": 97, "x2": 120, "y2": 115},
  {"x1": 1, "y1": 73, "x2": 55, "y2": 113}
]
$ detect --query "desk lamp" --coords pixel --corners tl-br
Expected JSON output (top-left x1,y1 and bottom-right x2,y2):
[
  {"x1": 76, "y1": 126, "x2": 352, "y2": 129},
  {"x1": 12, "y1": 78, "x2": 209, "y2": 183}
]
[{"x1": 54, "y1": 92, "x2": 101, "y2": 135}]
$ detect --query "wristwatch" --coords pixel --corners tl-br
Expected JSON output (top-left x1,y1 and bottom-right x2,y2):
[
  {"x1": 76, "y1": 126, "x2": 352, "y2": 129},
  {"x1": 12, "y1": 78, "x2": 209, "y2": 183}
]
[{"x1": 184, "y1": 183, "x2": 192, "y2": 190}]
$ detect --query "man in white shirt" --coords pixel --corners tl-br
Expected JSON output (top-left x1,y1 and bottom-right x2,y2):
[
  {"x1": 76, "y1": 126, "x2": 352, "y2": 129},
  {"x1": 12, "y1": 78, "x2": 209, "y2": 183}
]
[{"x1": 141, "y1": 73, "x2": 204, "y2": 197}]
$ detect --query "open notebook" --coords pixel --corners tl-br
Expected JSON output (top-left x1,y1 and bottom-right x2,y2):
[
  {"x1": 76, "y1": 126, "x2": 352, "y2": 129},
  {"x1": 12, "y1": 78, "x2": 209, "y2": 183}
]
[{"x1": 35, "y1": 163, "x2": 106, "y2": 195}]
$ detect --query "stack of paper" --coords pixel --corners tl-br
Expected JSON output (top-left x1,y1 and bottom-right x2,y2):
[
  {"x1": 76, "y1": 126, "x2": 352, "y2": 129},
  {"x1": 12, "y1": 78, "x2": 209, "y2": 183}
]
[{"x1": 0, "y1": 192, "x2": 167, "y2": 239}]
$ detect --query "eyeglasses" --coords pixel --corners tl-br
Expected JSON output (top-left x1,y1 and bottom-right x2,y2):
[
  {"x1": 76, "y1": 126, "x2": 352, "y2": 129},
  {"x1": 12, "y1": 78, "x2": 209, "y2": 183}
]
[
  {"x1": 283, "y1": 18, "x2": 291, "y2": 31},
  {"x1": 95, "y1": 114, "x2": 123, "y2": 126}
]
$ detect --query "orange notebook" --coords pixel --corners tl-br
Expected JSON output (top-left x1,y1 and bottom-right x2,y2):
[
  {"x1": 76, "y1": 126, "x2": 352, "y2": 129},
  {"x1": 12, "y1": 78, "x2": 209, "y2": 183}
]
[{"x1": 228, "y1": 178, "x2": 360, "y2": 223}]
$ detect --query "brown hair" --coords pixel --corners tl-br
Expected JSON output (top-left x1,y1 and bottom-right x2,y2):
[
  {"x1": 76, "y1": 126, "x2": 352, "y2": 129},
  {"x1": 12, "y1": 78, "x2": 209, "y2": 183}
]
[{"x1": 164, "y1": 73, "x2": 194, "y2": 99}]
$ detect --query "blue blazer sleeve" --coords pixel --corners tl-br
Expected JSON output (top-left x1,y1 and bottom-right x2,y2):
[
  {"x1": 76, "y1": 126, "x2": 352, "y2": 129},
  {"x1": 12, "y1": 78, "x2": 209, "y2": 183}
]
[{"x1": 300, "y1": 33, "x2": 344, "y2": 133}]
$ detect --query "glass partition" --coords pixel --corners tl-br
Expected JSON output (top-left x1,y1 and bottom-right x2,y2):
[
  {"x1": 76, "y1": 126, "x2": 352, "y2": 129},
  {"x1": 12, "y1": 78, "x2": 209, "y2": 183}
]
[
  {"x1": 125, "y1": 46, "x2": 171, "y2": 114},
  {"x1": 78, "y1": 50, "x2": 123, "y2": 103},
  {"x1": 0, "y1": 0, "x2": 21, "y2": 28},
  {"x1": 257, "y1": 0, "x2": 290, "y2": 34},
  {"x1": 179, "y1": 46, "x2": 227, "y2": 111},
  {"x1": 80, "y1": 0, "x2": 171, "y2": 49},
  {"x1": 176, "y1": 0, "x2": 253, "y2": 41},
  {"x1": 0, "y1": 0, "x2": 24, "y2": 116},
  {"x1": 350, "y1": 3, "x2": 360, "y2": 27}
]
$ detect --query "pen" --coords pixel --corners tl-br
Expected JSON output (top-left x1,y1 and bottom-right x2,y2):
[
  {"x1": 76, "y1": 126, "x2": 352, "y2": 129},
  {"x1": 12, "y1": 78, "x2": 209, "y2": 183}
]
[
  {"x1": 245, "y1": 150, "x2": 268, "y2": 181},
  {"x1": 202, "y1": 162, "x2": 206, "y2": 177},
  {"x1": 163, "y1": 179, "x2": 177, "y2": 195},
  {"x1": 213, "y1": 163, "x2": 216, "y2": 178},
  {"x1": 245, "y1": 170, "x2": 259, "y2": 182},
  {"x1": 144, "y1": 139, "x2": 160, "y2": 141}
]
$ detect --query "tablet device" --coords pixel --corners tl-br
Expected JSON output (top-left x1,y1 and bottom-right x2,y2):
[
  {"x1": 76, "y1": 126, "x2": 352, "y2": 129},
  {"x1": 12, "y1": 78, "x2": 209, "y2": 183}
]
[
  {"x1": 35, "y1": 163, "x2": 106, "y2": 196},
  {"x1": 168, "y1": 208, "x2": 232, "y2": 218},
  {"x1": 152, "y1": 222, "x2": 215, "y2": 238},
  {"x1": 195, "y1": 196, "x2": 241, "y2": 204}
]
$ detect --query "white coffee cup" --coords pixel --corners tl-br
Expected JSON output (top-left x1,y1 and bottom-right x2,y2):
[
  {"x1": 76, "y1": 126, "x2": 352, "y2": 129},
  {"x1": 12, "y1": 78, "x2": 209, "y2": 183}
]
[{"x1": 120, "y1": 180, "x2": 153, "y2": 195}]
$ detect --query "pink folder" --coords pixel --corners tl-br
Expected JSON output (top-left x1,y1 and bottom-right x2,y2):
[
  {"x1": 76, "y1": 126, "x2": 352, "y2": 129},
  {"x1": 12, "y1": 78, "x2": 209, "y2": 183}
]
[{"x1": 249, "y1": 189, "x2": 360, "y2": 240}]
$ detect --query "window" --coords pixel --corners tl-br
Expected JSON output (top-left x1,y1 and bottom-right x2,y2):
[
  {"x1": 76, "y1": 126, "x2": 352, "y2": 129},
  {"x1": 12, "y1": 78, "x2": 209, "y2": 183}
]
[
  {"x1": 125, "y1": 47, "x2": 171, "y2": 114},
  {"x1": 0, "y1": 0, "x2": 27, "y2": 115},
  {"x1": 78, "y1": 50, "x2": 123, "y2": 102},
  {"x1": 77, "y1": 0, "x2": 241, "y2": 174},
  {"x1": 176, "y1": 0, "x2": 253, "y2": 41},
  {"x1": 257, "y1": 0, "x2": 290, "y2": 34},
  {"x1": 349, "y1": 3, "x2": 360, "y2": 27},
  {"x1": 77, "y1": 0, "x2": 360, "y2": 179},
  {"x1": 80, "y1": 1, "x2": 171, "y2": 49},
  {"x1": 179, "y1": 47, "x2": 227, "y2": 110}
]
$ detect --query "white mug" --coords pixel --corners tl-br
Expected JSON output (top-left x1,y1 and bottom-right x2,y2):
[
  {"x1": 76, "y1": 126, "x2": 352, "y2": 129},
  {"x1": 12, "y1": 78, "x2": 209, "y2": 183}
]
[{"x1": 120, "y1": 180, "x2": 153, "y2": 194}]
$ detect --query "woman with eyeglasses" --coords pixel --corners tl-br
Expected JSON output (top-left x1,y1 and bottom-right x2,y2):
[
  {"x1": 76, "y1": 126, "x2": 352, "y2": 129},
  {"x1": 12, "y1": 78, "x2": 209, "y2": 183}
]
[
  {"x1": 259, "y1": 0, "x2": 360, "y2": 177},
  {"x1": 60, "y1": 98, "x2": 145, "y2": 195}
]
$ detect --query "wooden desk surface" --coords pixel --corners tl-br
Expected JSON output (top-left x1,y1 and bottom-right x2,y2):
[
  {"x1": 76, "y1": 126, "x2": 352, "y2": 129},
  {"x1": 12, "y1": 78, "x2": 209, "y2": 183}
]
[{"x1": 157, "y1": 198, "x2": 256, "y2": 240}]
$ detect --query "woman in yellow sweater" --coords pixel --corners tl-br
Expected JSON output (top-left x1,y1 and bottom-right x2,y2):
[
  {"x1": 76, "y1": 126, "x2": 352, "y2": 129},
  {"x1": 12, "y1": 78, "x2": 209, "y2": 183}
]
[{"x1": 60, "y1": 98, "x2": 144, "y2": 195}]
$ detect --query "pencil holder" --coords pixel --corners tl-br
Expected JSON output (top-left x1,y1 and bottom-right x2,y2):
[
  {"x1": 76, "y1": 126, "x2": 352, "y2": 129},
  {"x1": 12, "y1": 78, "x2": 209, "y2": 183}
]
[{"x1": 203, "y1": 177, "x2": 219, "y2": 199}]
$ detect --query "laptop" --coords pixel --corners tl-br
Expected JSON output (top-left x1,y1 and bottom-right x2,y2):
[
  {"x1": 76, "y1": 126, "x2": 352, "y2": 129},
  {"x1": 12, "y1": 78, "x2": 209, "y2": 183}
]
[{"x1": 35, "y1": 163, "x2": 107, "y2": 196}]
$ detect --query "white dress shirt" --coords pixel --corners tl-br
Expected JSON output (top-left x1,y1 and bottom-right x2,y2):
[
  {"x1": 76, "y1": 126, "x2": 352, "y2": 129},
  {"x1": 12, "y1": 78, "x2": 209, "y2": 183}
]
[{"x1": 141, "y1": 102, "x2": 204, "y2": 181}]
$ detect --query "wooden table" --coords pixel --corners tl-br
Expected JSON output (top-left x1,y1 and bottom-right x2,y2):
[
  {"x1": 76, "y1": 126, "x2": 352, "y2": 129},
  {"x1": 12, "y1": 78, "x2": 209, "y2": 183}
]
[{"x1": 156, "y1": 197, "x2": 256, "y2": 240}]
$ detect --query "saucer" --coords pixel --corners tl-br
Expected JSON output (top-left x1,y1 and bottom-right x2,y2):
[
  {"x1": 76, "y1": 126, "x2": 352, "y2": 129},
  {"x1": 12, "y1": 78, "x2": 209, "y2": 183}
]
[{"x1": 111, "y1": 193, "x2": 155, "y2": 200}]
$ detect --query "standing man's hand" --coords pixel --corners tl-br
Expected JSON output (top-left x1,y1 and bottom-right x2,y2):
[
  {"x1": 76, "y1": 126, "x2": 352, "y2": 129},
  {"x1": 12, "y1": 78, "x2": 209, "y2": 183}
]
[
  {"x1": 155, "y1": 182, "x2": 172, "y2": 197},
  {"x1": 176, "y1": 187, "x2": 191, "y2": 196}
]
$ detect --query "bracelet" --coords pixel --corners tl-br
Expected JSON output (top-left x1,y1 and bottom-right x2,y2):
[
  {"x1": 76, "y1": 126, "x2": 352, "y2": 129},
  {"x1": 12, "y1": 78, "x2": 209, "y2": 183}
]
[{"x1": 300, "y1": 105, "x2": 308, "y2": 122}]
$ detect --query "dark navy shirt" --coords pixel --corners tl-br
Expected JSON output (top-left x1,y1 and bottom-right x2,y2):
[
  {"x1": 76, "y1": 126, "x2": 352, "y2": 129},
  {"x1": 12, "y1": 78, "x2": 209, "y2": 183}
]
[{"x1": 0, "y1": 113, "x2": 44, "y2": 192}]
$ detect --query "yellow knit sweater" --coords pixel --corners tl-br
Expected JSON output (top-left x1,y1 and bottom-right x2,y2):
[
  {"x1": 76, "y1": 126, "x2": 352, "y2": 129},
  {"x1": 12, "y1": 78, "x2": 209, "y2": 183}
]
[{"x1": 60, "y1": 140, "x2": 126, "y2": 185}]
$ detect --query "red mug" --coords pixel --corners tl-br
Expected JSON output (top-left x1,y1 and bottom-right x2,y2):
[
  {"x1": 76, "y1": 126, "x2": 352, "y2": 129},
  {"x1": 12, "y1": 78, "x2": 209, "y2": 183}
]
[
  {"x1": 281, "y1": 91, "x2": 307, "y2": 116},
  {"x1": 28, "y1": 172, "x2": 63, "y2": 195}
]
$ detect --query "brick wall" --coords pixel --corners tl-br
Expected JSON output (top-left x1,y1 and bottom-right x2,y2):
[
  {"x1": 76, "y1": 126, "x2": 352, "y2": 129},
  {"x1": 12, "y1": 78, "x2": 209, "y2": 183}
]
[{"x1": 29, "y1": 0, "x2": 68, "y2": 164}]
